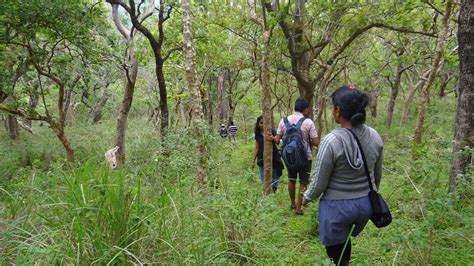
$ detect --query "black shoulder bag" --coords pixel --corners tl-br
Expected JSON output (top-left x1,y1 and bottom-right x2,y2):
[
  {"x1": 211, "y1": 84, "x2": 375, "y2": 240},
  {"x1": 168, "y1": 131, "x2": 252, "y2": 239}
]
[{"x1": 347, "y1": 129, "x2": 392, "y2": 228}]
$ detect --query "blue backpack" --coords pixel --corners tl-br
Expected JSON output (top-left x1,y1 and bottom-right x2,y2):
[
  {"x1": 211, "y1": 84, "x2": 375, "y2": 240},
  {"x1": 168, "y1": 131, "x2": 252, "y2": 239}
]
[{"x1": 281, "y1": 117, "x2": 307, "y2": 170}]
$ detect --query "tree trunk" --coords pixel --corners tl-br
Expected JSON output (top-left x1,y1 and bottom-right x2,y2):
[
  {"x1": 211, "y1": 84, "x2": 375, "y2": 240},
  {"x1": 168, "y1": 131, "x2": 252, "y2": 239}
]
[
  {"x1": 401, "y1": 71, "x2": 429, "y2": 125},
  {"x1": 155, "y1": 57, "x2": 169, "y2": 142},
  {"x1": 203, "y1": 87, "x2": 212, "y2": 128},
  {"x1": 249, "y1": 0, "x2": 273, "y2": 195},
  {"x1": 414, "y1": 0, "x2": 453, "y2": 144},
  {"x1": 182, "y1": 0, "x2": 208, "y2": 186},
  {"x1": 92, "y1": 88, "x2": 110, "y2": 123},
  {"x1": 368, "y1": 90, "x2": 378, "y2": 118},
  {"x1": 52, "y1": 123, "x2": 75, "y2": 161},
  {"x1": 386, "y1": 63, "x2": 404, "y2": 127},
  {"x1": 7, "y1": 115, "x2": 18, "y2": 140},
  {"x1": 315, "y1": 74, "x2": 331, "y2": 138},
  {"x1": 260, "y1": 44, "x2": 273, "y2": 195},
  {"x1": 115, "y1": 44, "x2": 138, "y2": 166},
  {"x1": 438, "y1": 73, "x2": 451, "y2": 98},
  {"x1": 26, "y1": 93, "x2": 39, "y2": 127},
  {"x1": 449, "y1": 0, "x2": 473, "y2": 193},
  {"x1": 5, "y1": 96, "x2": 18, "y2": 139},
  {"x1": 217, "y1": 71, "x2": 228, "y2": 123}
]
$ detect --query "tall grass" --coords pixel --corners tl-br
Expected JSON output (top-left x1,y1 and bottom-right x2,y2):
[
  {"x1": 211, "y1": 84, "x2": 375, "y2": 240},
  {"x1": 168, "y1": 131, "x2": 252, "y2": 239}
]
[{"x1": 0, "y1": 95, "x2": 473, "y2": 264}]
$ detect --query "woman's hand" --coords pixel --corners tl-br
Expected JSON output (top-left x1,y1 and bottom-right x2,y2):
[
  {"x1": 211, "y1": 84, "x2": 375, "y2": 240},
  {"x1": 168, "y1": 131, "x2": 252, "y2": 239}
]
[{"x1": 264, "y1": 134, "x2": 275, "y2": 142}]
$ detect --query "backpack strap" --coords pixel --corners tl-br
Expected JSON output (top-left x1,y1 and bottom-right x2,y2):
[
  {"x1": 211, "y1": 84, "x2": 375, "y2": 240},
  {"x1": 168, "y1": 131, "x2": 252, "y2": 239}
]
[
  {"x1": 295, "y1": 117, "x2": 306, "y2": 129},
  {"x1": 283, "y1": 117, "x2": 291, "y2": 129}
]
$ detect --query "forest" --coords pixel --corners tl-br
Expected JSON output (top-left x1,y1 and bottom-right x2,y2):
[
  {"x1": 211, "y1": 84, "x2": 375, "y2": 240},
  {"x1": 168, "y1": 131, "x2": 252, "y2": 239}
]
[{"x1": 0, "y1": 0, "x2": 472, "y2": 264}]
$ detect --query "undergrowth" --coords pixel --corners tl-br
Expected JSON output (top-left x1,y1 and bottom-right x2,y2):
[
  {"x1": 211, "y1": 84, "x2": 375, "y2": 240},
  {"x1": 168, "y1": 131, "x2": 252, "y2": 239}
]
[{"x1": 0, "y1": 96, "x2": 472, "y2": 264}]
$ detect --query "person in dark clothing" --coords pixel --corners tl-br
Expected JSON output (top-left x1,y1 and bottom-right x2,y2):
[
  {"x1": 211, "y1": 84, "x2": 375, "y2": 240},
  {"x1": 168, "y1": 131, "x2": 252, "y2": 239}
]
[
  {"x1": 252, "y1": 116, "x2": 284, "y2": 193},
  {"x1": 219, "y1": 124, "x2": 228, "y2": 139}
]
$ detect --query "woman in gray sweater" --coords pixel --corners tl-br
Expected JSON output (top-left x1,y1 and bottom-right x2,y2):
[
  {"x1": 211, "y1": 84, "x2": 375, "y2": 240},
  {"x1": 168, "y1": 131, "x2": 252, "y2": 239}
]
[{"x1": 303, "y1": 85, "x2": 384, "y2": 265}]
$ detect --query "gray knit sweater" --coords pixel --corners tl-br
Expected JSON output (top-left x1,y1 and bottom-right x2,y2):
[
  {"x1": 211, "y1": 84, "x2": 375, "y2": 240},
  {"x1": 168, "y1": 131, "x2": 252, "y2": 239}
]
[{"x1": 304, "y1": 125, "x2": 383, "y2": 201}]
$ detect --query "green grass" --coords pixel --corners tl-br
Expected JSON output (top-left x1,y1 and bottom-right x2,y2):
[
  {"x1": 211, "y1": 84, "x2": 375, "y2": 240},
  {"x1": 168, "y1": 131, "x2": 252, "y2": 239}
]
[{"x1": 0, "y1": 95, "x2": 473, "y2": 264}]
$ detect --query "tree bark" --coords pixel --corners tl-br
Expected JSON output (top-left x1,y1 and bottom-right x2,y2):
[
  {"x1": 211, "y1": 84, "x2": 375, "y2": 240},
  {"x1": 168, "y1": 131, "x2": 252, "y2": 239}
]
[
  {"x1": 449, "y1": 0, "x2": 473, "y2": 192},
  {"x1": 7, "y1": 115, "x2": 18, "y2": 140},
  {"x1": 115, "y1": 44, "x2": 138, "y2": 165},
  {"x1": 182, "y1": 0, "x2": 208, "y2": 186},
  {"x1": 216, "y1": 70, "x2": 228, "y2": 123},
  {"x1": 5, "y1": 96, "x2": 18, "y2": 139},
  {"x1": 401, "y1": 71, "x2": 428, "y2": 125},
  {"x1": 386, "y1": 62, "x2": 404, "y2": 127},
  {"x1": 109, "y1": 3, "x2": 138, "y2": 166},
  {"x1": 51, "y1": 123, "x2": 75, "y2": 161},
  {"x1": 367, "y1": 89, "x2": 378, "y2": 118},
  {"x1": 414, "y1": 0, "x2": 453, "y2": 144},
  {"x1": 249, "y1": 0, "x2": 273, "y2": 195}
]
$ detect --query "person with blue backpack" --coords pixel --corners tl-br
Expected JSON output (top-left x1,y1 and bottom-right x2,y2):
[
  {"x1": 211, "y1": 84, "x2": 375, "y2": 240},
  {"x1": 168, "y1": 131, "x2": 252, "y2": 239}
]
[{"x1": 271, "y1": 98, "x2": 319, "y2": 215}]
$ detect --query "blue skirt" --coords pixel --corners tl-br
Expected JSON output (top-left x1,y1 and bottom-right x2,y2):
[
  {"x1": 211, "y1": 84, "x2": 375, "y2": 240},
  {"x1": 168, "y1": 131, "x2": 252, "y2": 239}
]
[{"x1": 318, "y1": 196, "x2": 373, "y2": 246}]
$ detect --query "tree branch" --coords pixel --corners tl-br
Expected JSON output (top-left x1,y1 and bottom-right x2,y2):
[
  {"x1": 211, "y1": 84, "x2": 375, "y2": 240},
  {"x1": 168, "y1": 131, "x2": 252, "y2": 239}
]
[
  {"x1": 0, "y1": 104, "x2": 49, "y2": 122},
  {"x1": 110, "y1": 3, "x2": 131, "y2": 39}
]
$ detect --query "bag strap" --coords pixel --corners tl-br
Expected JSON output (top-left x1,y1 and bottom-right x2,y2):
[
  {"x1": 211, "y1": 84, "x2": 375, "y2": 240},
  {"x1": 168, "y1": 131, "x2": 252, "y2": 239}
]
[
  {"x1": 346, "y1": 128, "x2": 375, "y2": 192},
  {"x1": 295, "y1": 117, "x2": 306, "y2": 129},
  {"x1": 283, "y1": 117, "x2": 291, "y2": 129}
]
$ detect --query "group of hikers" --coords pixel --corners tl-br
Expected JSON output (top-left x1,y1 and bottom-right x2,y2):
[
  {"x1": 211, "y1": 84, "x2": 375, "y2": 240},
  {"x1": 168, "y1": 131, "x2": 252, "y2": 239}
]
[
  {"x1": 247, "y1": 85, "x2": 384, "y2": 265},
  {"x1": 219, "y1": 121, "x2": 238, "y2": 143}
]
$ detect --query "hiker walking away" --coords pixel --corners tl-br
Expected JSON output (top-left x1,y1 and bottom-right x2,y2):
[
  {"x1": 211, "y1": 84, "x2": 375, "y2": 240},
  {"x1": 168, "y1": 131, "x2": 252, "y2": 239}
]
[
  {"x1": 272, "y1": 98, "x2": 319, "y2": 215},
  {"x1": 252, "y1": 115, "x2": 284, "y2": 193},
  {"x1": 303, "y1": 85, "x2": 384, "y2": 265},
  {"x1": 228, "y1": 121, "x2": 238, "y2": 143},
  {"x1": 219, "y1": 124, "x2": 228, "y2": 139}
]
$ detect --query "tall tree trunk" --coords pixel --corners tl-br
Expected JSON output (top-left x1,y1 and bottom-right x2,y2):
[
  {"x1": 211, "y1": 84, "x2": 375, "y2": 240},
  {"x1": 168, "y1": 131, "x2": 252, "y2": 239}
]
[
  {"x1": 108, "y1": 0, "x2": 176, "y2": 144},
  {"x1": 260, "y1": 40, "x2": 273, "y2": 195},
  {"x1": 216, "y1": 71, "x2": 228, "y2": 123},
  {"x1": 249, "y1": 0, "x2": 273, "y2": 195},
  {"x1": 182, "y1": 0, "x2": 208, "y2": 186},
  {"x1": 155, "y1": 57, "x2": 169, "y2": 141},
  {"x1": 414, "y1": 0, "x2": 453, "y2": 144},
  {"x1": 386, "y1": 63, "x2": 404, "y2": 127},
  {"x1": 449, "y1": 0, "x2": 473, "y2": 193},
  {"x1": 115, "y1": 44, "x2": 138, "y2": 165},
  {"x1": 109, "y1": 3, "x2": 139, "y2": 167}
]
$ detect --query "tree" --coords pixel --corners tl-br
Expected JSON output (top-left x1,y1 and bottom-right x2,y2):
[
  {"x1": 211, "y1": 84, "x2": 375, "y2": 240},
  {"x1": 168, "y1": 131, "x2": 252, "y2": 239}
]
[
  {"x1": 265, "y1": 1, "x2": 437, "y2": 121},
  {"x1": 182, "y1": 0, "x2": 208, "y2": 186},
  {"x1": 249, "y1": 0, "x2": 273, "y2": 195},
  {"x1": 0, "y1": 0, "x2": 108, "y2": 161},
  {"x1": 449, "y1": 0, "x2": 473, "y2": 193},
  {"x1": 106, "y1": 0, "x2": 180, "y2": 142},
  {"x1": 106, "y1": 3, "x2": 140, "y2": 167},
  {"x1": 414, "y1": 0, "x2": 454, "y2": 144}
]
